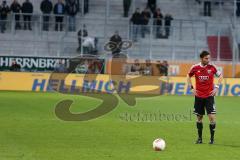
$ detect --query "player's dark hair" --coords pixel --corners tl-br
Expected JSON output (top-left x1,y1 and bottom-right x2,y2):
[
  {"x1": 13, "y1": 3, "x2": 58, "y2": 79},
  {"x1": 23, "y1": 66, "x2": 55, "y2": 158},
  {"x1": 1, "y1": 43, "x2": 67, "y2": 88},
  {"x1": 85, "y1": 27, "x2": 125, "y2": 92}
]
[{"x1": 200, "y1": 51, "x2": 210, "y2": 58}]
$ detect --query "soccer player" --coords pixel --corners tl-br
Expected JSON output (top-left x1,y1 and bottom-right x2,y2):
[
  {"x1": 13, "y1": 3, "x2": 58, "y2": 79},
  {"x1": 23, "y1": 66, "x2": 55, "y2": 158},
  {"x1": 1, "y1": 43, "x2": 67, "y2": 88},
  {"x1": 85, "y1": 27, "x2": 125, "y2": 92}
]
[{"x1": 187, "y1": 51, "x2": 223, "y2": 144}]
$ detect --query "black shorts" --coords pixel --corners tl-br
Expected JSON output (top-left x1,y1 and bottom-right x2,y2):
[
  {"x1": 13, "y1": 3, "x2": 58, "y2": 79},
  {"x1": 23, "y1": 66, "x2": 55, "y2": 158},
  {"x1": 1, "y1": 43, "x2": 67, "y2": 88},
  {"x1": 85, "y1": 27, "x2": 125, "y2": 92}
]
[{"x1": 193, "y1": 96, "x2": 216, "y2": 116}]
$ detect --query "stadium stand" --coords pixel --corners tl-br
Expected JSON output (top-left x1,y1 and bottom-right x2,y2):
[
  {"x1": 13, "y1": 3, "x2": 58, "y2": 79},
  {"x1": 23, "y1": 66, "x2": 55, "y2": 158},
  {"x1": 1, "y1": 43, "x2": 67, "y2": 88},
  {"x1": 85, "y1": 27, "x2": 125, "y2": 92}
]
[{"x1": 0, "y1": 0, "x2": 239, "y2": 62}]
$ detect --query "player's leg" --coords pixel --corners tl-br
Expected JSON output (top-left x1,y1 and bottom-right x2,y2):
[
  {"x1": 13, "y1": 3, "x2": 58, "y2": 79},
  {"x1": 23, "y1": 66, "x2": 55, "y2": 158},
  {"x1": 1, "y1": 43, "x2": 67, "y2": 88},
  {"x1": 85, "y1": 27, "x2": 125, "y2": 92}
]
[
  {"x1": 196, "y1": 115, "x2": 203, "y2": 144},
  {"x1": 206, "y1": 96, "x2": 216, "y2": 144},
  {"x1": 208, "y1": 114, "x2": 216, "y2": 144},
  {"x1": 193, "y1": 96, "x2": 205, "y2": 144}
]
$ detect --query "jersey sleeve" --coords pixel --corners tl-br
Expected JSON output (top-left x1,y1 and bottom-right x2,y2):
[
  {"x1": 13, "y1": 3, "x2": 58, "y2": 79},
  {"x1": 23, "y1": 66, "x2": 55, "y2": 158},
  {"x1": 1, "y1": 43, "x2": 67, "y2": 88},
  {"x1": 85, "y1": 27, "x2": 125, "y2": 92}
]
[
  {"x1": 212, "y1": 65, "x2": 221, "y2": 77},
  {"x1": 188, "y1": 66, "x2": 195, "y2": 77}
]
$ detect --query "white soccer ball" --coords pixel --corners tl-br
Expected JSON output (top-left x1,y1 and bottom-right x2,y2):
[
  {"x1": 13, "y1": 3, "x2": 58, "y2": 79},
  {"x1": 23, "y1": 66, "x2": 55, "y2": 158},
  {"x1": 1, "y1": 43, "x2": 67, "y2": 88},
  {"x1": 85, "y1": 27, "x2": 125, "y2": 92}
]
[{"x1": 153, "y1": 138, "x2": 166, "y2": 151}]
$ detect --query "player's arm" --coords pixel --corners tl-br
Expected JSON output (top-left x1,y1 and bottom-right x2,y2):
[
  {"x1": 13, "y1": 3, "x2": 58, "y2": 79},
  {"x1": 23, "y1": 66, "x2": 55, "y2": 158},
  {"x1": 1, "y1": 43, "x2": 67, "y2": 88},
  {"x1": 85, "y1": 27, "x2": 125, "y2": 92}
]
[
  {"x1": 187, "y1": 74, "x2": 193, "y2": 89},
  {"x1": 210, "y1": 67, "x2": 223, "y2": 96},
  {"x1": 187, "y1": 68, "x2": 198, "y2": 96},
  {"x1": 215, "y1": 72, "x2": 223, "y2": 88}
]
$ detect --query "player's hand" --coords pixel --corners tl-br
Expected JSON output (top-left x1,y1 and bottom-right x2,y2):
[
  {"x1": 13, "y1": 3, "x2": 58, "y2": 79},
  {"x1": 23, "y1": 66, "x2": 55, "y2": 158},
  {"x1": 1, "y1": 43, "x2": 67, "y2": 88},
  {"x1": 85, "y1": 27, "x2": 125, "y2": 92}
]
[
  {"x1": 210, "y1": 87, "x2": 219, "y2": 96},
  {"x1": 192, "y1": 89, "x2": 199, "y2": 96}
]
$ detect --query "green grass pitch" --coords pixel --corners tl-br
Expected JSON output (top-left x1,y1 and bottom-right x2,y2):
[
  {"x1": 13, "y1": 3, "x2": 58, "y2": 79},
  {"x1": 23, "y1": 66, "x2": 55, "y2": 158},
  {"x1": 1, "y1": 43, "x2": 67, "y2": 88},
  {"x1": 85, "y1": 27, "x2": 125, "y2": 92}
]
[{"x1": 0, "y1": 91, "x2": 240, "y2": 160}]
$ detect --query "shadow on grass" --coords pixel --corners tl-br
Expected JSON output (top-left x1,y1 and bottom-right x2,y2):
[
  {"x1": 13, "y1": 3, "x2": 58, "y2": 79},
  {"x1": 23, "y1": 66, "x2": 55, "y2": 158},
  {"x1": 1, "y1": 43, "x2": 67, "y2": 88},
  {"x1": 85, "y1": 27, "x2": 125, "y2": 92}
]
[{"x1": 211, "y1": 143, "x2": 240, "y2": 148}]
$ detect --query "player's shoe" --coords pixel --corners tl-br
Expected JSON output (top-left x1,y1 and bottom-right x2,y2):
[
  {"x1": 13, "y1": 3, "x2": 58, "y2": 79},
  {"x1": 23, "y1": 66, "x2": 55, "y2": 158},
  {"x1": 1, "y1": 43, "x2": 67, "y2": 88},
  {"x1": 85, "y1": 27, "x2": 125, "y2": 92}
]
[
  {"x1": 195, "y1": 138, "x2": 203, "y2": 144},
  {"x1": 209, "y1": 139, "x2": 214, "y2": 144}
]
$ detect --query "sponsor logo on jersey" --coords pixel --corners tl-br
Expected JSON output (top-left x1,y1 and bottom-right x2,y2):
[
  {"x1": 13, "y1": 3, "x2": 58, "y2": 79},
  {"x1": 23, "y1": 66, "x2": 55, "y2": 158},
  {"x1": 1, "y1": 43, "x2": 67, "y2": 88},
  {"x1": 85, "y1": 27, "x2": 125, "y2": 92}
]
[{"x1": 198, "y1": 76, "x2": 209, "y2": 81}]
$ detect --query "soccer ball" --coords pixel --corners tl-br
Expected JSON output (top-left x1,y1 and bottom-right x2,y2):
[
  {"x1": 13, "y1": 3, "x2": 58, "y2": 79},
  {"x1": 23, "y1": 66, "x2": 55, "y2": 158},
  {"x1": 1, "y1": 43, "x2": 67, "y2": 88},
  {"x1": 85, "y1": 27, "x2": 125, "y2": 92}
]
[{"x1": 153, "y1": 138, "x2": 166, "y2": 151}]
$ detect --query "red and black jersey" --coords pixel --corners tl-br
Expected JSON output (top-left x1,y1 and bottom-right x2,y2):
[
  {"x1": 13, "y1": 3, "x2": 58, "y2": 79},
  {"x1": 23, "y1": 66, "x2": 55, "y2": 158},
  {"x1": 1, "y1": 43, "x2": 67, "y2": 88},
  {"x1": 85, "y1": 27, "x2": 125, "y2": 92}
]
[{"x1": 188, "y1": 63, "x2": 221, "y2": 98}]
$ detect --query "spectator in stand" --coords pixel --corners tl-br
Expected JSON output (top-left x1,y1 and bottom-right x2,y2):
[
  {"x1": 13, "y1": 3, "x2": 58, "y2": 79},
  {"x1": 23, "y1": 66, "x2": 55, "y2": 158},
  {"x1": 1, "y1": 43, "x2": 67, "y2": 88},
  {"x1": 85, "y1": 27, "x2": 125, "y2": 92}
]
[
  {"x1": 195, "y1": 0, "x2": 201, "y2": 4},
  {"x1": 0, "y1": 0, "x2": 10, "y2": 33},
  {"x1": 130, "y1": 8, "x2": 142, "y2": 42},
  {"x1": 143, "y1": 59, "x2": 153, "y2": 76},
  {"x1": 236, "y1": 0, "x2": 240, "y2": 17},
  {"x1": 123, "y1": 0, "x2": 131, "y2": 17},
  {"x1": 10, "y1": 0, "x2": 21, "y2": 30},
  {"x1": 147, "y1": 0, "x2": 156, "y2": 14},
  {"x1": 130, "y1": 59, "x2": 142, "y2": 75},
  {"x1": 77, "y1": 24, "x2": 88, "y2": 52},
  {"x1": 84, "y1": 0, "x2": 88, "y2": 14},
  {"x1": 82, "y1": 35, "x2": 95, "y2": 54},
  {"x1": 54, "y1": 0, "x2": 65, "y2": 31},
  {"x1": 40, "y1": 0, "x2": 53, "y2": 31},
  {"x1": 21, "y1": 0, "x2": 33, "y2": 30},
  {"x1": 10, "y1": 59, "x2": 21, "y2": 71},
  {"x1": 66, "y1": 0, "x2": 78, "y2": 31},
  {"x1": 141, "y1": 7, "x2": 151, "y2": 38},
  {"x1": 109, "y1": 31, "x2": 122, "y2": 55},
  {"x1": 156, "y1": 60, "x2": 168, "y2": 76},
  {"x1": 54, "y1": 59, "x2": 67, "y2": 73},
  {"x1": 164, "y1": 13, "x2": 173, "y2": 38},
  {"x1": 203, "y1": 0, "x2": 211, "y2": 16},
  {"x1": 75, "y1": 60, "x2": 88, "y2": 73},
  {"x1": 162, "y1": 60, "x2": 168, "y2": 76},
  {"x1": 156, "y1": 60, "x2": 164, "y2": 75},
  {"x1": 153, "y1": 8, "x2": 163, "y2": 38}
]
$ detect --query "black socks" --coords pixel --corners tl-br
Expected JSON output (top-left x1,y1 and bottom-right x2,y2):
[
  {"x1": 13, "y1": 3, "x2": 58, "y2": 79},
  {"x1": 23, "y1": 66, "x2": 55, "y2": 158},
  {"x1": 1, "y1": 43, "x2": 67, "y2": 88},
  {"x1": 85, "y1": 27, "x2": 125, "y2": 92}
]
[
  {"x1": 196, "y1": 122, "x2": 203, "y2": 139},
  {"x1": 209, "y1": 122, "x2": 216, "y2": 140}
]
